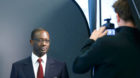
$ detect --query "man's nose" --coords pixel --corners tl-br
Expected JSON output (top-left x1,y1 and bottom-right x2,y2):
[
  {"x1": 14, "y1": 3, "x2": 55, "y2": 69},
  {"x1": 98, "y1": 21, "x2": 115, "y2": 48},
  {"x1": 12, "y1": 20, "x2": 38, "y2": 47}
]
[{"x1": 41, "y1": 41, "x2": 47, "y2": 46}]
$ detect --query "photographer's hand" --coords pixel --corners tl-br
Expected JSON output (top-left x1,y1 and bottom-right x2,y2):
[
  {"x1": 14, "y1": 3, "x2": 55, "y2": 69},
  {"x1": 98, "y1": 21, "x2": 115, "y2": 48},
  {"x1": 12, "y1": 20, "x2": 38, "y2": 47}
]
[{"x1": 90, "y1": 26, "x2": 108, "y2": 41}]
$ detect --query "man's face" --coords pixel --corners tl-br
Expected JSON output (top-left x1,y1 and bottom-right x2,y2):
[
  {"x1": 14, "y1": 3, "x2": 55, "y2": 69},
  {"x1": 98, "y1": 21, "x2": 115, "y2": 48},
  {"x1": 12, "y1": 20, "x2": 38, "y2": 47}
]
[{"x1": 30, "y1": 30, "x2": 50, "y2": 57}]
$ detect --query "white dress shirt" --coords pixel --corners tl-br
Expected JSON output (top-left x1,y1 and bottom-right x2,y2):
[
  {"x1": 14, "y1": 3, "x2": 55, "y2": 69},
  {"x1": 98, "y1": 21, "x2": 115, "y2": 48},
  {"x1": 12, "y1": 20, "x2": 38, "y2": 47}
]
[{"x1": 32, "y1": 52, "x2": 47, "y2": 78}]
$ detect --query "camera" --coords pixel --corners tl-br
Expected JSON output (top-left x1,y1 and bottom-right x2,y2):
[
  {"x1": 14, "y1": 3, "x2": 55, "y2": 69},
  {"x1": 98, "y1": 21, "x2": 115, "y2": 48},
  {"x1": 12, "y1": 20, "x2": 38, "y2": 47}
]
[{"x1": 103, "y1": 18, "x2": 115, "y2": 36}]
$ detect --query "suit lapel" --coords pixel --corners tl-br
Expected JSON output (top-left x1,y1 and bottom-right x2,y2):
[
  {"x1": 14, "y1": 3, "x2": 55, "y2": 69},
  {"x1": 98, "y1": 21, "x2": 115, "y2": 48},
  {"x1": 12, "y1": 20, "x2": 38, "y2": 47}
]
[
  {"x1": 23, "y1": 57, "x2": 35, "y2": 78},
  {"x1": 44, "y1": 57, "x2": 55, "y2": 78}
]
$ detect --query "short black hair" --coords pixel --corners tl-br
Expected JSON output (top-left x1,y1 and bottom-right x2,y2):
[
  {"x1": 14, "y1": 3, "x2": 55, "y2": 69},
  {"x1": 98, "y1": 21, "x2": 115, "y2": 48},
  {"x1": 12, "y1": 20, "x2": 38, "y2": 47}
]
[
  {"x1": 113, "y1": 0, "x2": 135, "y2": 24},
  {"x1": 31, "y1": 28, "x2": 47, "y2": 40}
]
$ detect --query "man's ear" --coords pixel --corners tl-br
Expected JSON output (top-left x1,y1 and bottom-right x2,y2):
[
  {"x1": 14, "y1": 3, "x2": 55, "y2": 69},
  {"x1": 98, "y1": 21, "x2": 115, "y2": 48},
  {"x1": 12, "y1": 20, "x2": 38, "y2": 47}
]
[
  {"x1": 30, "y1": 40, "x2": 33, "y2": 46},
  {"x1": 116, "y1": 13, "x2": 120, "y2": 23}
]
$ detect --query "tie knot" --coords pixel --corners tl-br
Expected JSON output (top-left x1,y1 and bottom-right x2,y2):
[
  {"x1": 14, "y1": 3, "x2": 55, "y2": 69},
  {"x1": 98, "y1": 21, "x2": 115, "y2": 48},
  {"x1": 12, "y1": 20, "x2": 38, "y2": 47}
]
[{"x1": 38, "y1": 58, "x2": 42, "y2": 63}]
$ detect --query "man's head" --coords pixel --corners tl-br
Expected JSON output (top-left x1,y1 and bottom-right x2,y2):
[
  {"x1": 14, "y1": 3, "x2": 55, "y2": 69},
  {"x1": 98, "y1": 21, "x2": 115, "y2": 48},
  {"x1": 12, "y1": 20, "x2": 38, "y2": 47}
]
[
  {"x1": 30, "y1": 28, "x2": 50, "y2": 57},
  {"x1": 113, "y1": 0, "x2": 135, "y2": 27}
]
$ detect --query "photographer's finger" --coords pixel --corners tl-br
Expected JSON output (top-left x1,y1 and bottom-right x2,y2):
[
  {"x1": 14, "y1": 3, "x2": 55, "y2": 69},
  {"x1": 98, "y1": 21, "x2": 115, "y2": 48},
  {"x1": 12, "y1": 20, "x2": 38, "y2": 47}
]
[
  {"x1": 99, "y1": 26, "x2": 106, "y2": 33},
  {"x1": 100, "y1": 30, "x2": 108, "y2": 37}
]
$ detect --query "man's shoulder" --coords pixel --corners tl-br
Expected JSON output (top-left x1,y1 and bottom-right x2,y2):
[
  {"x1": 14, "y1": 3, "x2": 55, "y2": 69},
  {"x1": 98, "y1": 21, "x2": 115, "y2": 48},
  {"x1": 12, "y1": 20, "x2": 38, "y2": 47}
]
[
  {"x1": 12, "y1": 56, "x2": 31, "y2": 66},
  {"x1": 97, "y1": 35, "x2": 117, "y2": 43},
  {"x1": 48, "y1": 56, "x2": 66, "y2": 66},
  {"x1": 95, "y1": 35, "x2": 122, "y2": 47}
]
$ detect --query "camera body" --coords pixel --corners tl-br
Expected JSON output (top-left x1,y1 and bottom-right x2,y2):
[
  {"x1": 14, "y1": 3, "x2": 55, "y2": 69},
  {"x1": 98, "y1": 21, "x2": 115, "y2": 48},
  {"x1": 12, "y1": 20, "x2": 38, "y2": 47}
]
[{"x1": 103, "y1": 18, "x2": 115, "y2": 36}]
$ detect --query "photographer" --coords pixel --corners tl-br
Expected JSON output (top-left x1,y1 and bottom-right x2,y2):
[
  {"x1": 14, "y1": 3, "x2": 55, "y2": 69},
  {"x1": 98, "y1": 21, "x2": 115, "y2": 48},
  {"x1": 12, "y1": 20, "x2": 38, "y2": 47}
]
[{"x1": 73, "y1": 0, "x2": 140, "y2": 78}]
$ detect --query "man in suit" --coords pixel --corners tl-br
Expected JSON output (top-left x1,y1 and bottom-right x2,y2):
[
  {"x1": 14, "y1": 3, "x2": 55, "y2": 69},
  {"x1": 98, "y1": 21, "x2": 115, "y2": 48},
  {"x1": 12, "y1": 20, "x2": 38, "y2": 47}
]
[
  {"x1": 10, "y1": 28, "x2": 69, "y2": 78},
  {"x1": 73, "y1": 0, "x2": 140, "y2": 78}
]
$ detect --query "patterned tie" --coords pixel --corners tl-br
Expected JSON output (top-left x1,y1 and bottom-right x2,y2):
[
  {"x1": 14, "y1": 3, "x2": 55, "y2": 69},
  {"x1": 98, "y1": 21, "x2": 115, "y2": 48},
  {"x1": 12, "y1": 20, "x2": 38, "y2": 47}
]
[{"x1": 37, "y1": 58, "x2": 43, "y2": 78}]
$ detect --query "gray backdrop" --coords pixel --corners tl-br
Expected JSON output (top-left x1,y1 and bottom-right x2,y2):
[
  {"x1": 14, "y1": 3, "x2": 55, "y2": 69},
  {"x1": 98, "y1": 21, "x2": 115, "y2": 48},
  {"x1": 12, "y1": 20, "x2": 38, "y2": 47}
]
[{"x1": 0, "y1": 0, "x2": 90, "y2": 78}]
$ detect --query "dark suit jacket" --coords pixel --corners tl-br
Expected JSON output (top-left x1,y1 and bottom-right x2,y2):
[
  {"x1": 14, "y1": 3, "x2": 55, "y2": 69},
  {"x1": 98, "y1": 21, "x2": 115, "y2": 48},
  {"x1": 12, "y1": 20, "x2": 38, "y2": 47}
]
[
  {"x1": 73, "y1": 26, "x2": 140, "y2": 78},
  {"x1": 10, "y1": 56, "x2": 69, "y2": 78}
]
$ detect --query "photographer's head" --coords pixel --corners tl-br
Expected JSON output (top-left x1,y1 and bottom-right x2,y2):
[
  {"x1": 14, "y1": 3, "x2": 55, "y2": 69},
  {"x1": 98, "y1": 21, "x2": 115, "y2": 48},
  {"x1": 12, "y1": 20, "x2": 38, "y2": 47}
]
[{"x1": 113, "y1": 0, "x2": 135, "y2": 27}]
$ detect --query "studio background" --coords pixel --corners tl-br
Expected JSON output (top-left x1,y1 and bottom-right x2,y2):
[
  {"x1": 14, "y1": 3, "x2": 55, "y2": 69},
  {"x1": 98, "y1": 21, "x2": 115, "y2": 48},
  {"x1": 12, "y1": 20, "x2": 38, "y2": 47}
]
[{"x1": 0, "y1": 0, "x2": 90, "y2": 78}]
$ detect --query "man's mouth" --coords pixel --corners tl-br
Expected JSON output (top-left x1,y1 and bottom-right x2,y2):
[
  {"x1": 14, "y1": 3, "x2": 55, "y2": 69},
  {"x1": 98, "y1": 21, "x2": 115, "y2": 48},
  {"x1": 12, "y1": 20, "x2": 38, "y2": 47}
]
[{"x1": 41, "y1": 47, "x2": 47, "y2": 51}]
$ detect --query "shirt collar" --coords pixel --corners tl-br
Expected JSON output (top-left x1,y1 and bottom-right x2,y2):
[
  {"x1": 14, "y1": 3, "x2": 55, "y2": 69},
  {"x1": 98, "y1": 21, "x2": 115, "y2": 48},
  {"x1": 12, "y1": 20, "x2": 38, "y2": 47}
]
[{"x1": 32, "y1": 52, "x2": 47, "y2": 64}]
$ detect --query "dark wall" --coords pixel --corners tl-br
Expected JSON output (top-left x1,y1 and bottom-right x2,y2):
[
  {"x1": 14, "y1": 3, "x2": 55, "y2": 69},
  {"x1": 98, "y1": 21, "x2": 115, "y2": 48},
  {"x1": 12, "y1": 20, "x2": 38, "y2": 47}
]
[{"x1": 0, "y1": 0, "x2": 90, "y2": 78}]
